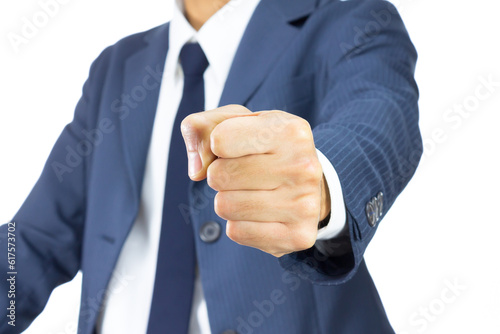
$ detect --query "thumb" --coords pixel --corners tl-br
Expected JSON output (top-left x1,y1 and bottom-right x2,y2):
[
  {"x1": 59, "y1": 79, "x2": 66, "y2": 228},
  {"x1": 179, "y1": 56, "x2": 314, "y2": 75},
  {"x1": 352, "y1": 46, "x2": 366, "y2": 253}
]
[{"x1": 180, "y1": 104, "x2": 252, "y2": 181}]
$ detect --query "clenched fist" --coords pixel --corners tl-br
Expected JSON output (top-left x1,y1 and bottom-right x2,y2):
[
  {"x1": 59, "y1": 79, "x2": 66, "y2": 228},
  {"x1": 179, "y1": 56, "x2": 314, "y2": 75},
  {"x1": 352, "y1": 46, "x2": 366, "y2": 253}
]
[{"x1": 181, "y1": 105, "x2": 330, "y2": 257}]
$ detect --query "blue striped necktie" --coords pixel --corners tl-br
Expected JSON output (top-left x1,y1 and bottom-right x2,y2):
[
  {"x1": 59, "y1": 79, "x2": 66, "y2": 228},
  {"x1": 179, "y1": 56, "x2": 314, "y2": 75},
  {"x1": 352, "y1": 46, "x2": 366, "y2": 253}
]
[{"x1": 147, "y1": 42, "x2": 208, "y2": 334}]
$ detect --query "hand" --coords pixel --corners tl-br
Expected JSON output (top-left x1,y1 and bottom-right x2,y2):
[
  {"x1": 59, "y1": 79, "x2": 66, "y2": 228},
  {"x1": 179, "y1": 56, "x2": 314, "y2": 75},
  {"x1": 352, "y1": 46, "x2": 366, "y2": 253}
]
[{"x1": 181, "y1": 105, "x2": 331, "y2": 257}]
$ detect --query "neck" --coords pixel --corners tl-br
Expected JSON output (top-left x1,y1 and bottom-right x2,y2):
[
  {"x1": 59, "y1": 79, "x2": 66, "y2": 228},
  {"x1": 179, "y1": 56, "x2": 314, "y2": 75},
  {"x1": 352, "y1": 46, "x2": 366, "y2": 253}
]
[{"x1": 184, "y1": 0, "x2": 231, "y2": 31}]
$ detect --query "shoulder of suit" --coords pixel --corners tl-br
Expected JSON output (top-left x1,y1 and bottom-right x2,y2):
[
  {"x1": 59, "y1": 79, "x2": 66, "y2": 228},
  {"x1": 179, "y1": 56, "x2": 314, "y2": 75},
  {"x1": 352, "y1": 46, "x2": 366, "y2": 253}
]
[
  {"x1": 316, "y1": 0, "x2": 398, "y2": 14},
  {"x1": 108, "y1": 22, "x2": 169, "y2": 55},
  {"x1": 86, "y1": 22, "x2": 169, "y2": 74}
]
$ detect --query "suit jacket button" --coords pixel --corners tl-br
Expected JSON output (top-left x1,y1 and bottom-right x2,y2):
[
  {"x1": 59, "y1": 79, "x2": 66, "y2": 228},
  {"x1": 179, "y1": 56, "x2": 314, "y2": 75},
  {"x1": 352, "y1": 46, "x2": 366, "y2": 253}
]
[
  {"x1": 366, "y1": 201, "x2": 377, "y2": 227},
  {"x1": 200, "y1": 221, "x2": 221, "y2": 243},
  {"x1": 222, "y1": 331, "x2": 238, "y2": 334}
]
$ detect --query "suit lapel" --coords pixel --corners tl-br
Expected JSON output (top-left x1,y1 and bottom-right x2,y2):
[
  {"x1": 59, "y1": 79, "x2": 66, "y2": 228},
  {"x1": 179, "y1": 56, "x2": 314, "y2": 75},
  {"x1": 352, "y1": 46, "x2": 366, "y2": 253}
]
[
  {"x1": 120, "y1": 24, "x2": 170, "y2": 207},
  {"x1": 219, "y1": 0, "x2": 317, "y2": 107},
  {"x1": 82, "y1": 25, "x2": 171, "y2": 334}
]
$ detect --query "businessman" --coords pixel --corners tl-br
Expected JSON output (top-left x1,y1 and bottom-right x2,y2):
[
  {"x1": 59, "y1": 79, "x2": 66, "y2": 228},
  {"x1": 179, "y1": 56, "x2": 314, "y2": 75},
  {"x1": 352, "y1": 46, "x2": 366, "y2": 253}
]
[{"x1": 1, "y1": 0, "x2": 422, "y2": 333}]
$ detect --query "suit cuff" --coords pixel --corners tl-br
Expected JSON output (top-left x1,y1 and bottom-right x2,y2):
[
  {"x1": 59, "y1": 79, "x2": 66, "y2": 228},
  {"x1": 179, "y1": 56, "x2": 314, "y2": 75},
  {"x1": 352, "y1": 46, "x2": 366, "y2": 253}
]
[{"x1": 315, "y1": 149, "x2": 347, "y2": 241}]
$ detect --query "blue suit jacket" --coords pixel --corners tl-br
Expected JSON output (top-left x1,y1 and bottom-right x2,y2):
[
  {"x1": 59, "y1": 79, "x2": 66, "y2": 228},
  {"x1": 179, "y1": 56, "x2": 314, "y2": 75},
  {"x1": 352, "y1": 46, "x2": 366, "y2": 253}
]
[{"x1": 1, "y1": 0, "x2": 422, "y2": 333}]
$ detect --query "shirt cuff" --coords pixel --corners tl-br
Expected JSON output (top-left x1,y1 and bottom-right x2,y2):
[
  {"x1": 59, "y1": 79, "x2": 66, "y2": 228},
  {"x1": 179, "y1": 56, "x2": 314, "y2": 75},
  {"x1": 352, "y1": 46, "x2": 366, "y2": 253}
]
[{"x1": 315, "y1": 149, "x2": 347, "y2": 241}]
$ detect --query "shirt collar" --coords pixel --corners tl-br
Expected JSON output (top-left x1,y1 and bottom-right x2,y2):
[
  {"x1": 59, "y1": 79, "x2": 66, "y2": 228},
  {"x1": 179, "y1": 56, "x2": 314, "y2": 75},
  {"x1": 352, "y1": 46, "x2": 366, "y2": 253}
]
[{"x1": 168, "y1": 0, "x2": 261, "y2": 86}]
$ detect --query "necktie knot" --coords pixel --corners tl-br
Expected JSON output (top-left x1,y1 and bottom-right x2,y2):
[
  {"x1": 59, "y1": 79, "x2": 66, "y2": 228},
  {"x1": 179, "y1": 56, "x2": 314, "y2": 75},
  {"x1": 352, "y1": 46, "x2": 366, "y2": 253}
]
[{"x1": 179, "y1": 43, "x2": 209, "y2": 76}]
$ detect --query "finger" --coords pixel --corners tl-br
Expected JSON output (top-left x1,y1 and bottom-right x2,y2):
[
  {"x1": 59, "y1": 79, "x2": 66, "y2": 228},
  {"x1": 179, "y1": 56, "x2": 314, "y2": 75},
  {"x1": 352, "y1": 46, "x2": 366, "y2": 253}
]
[
  {"x1": 207, "y1": 155, "x2": 284, "y2": 191},
  {"x1": 226, "y1": 220, "x2": 290, "y2": 256},
  {"x1": 215, "y1": 190, "x2": 290, "y2": 223},
  {"x1": 214, "y1": 190, "x2": 320, "y2": 224},
  {"x1": 226, "y1": 220, "x2": 317, "y2": 257},
  {"x1": 210, "y1": 110, "x2": 296, "y2": 158},
  {"x1": 180, "y1": 104, "x2": 253, "y2": 181}
]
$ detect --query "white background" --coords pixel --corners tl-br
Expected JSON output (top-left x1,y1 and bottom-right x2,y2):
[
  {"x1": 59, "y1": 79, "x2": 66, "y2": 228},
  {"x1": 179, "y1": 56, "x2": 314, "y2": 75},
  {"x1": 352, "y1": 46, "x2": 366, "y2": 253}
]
[{"x1": 1, "y1": 0, "x2": 499, "y2": 333}]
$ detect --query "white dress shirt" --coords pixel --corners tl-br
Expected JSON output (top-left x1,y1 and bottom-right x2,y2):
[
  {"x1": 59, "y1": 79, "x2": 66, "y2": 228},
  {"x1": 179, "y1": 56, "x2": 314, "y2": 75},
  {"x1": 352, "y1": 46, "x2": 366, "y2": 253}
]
[{"x1": 96, "y1": 1, "x2": 346, "y2": 333}]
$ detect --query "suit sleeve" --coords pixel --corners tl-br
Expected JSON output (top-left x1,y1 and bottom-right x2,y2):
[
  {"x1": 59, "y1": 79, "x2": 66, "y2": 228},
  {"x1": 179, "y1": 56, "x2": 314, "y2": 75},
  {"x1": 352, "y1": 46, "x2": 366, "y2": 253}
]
[
  {"x1": 279, "y1": 1, "x2": 423, "y2": 285},
  {"x1": 0, "y1": 47, "x2": 111, "y2": 333}
]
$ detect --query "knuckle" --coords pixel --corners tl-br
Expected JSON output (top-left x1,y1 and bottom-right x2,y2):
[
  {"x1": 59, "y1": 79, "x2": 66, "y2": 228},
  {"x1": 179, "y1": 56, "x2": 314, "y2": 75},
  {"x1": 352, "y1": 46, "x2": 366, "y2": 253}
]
[
  {"x1": 209, "y1": 159, "x2": 232, "y2": 190},
  {"x1": 206, "y1": 160, "x2": 221, "y2": 191},
  {"x1": 299, "y1": 196, "x2": 321, "y2": 219},
  {"x1": 214, "y1": 192, "x2": 230, "y2": 219},
  {"x1": 225, "y1": 220, "x2": 243, "y2": 243},
  {"x1": 228, "y1": 104, "x2": 251, "y2": 114},
  {"x1": 181, "y1": 113, "x2": 203, "y2": 131},
  {"x1": 305, "y1": 157, "x2": 323, "y2": 181},
  {"x1": 180, "y1": 116, "x2": 194, "y2": 137},
  {"x1": 210, "y1": 126, "x2": 226, "y2": 157},
  {"x1": 288, "y1": 117, "x2": 312, "y2": 140},
  {"x1": 295, "y1": 157, "x2": 322, "y2": 183}
]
